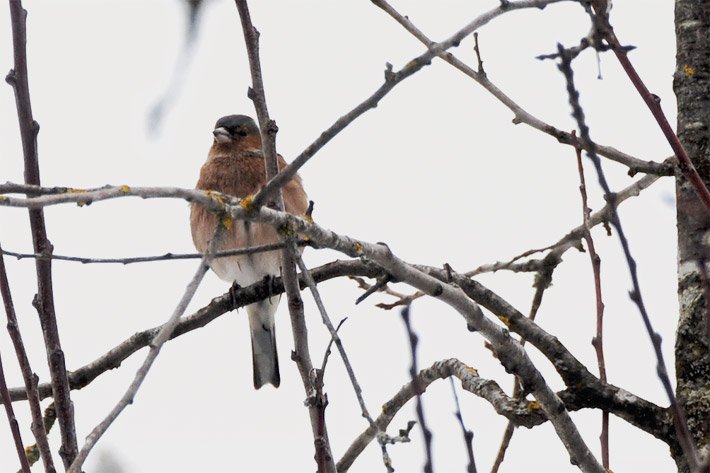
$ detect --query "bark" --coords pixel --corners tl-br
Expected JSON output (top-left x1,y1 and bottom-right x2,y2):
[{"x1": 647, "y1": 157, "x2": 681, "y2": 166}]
[{"x1": 673, "y1": 1, "x2": 710, "y2": 471}]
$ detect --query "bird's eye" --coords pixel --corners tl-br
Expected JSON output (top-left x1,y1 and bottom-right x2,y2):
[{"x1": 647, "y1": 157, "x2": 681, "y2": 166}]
[{"x1": 237, "y1": 130, "x2": 248, "y2": 137}]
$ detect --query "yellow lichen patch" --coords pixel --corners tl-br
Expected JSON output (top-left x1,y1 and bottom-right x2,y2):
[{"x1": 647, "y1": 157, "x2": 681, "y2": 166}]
[
  {"x1": 497, "y1": 315, "x2": 511, "y2": 327},
  {"x1": 67, "y1": 188, "x2": 86, "y2": 194},
  {"x1": 206, "y1": 190, "x2": 224, "y2": 206},
  {"x1": 683, "y1": 64, "x2": 695, "y2": 77},
  {"x1": 303, "y1": 212, "x2": 314, "y2": 224},
  {"x1": 221, "y1": 215, "x2": 233, "y2": 230},
  {"x1": 0, "y1": 195, "x2": 7, "y2": 202},
  {"x1": 467, "y1": 366, "x2": 479, "y2": 376},
  {"x1": 527, "y1": 400, "x2": 541, "y2": 411},
  {"x1": 353, "y1": 241, "x2": 364, "y2": 254},
  {"x1": 240, "y1": 194, "x2": 254, "y2": 211},
  {"x1": 119, "y1": 185, "x2": 130, "y2": 193}
]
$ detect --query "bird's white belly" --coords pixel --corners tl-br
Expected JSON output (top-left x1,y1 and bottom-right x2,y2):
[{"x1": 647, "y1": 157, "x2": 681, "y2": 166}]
[{"x1": 210, "y1": 251, "x2": 282, "y2": 286}]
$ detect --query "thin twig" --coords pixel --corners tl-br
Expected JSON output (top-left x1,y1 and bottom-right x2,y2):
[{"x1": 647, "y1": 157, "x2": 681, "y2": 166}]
[
  {"x1": 0, "y1": 351, "x2": 31, "y2": 473},
  {"x1": 0, "y1": 243, "x2": 56, "y2": 473},
  {"x1": 6, "y1": 0, "x2": 78, "y2": 466},
  {"x1": 574, "y1": 138, "x2": 609, "y2": 469},
  {"x1": 468, "y1": 172, "x2": 661, "y2": 277},
  {"x1": 449, "y1": 378, "x2": 477, "y2": 473},
  {"x1": 472, "y1": 32, "x2": 485, "y2": 76},
  {"x1": 296, "y1": 250, "x2": 374, "y2": 425},
  {"x1": 0, "y1": 240, "x2": 307, "y2": 265},
  {"x1": 556, "y1": 43, "x2": 699, "y2": 470},
  {"x1": 294, "y1": 249, "x2": 394, "y2": 471},
  {"x1": 67, "y1": 224, "x2": 225, "y2": 473},
  {"x1": 317, "y1": 318, "x2": 347, "y2": 385},
  {"x1": 490, "y1": 422, "x2": 515, "y2": 473},
  {"x1": 401, "y1": 305, "x2": 434, "y2": 473}
]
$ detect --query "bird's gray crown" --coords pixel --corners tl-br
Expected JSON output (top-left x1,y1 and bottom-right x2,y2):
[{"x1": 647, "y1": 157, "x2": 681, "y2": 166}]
[{"x1": 214, "y1": 115, "x2": 259, "y2": 137}]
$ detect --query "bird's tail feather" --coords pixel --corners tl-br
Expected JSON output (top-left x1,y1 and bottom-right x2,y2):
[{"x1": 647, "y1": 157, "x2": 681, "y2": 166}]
[{"x1": 247, "y1": 300, "x2": 280, "y2": 389}]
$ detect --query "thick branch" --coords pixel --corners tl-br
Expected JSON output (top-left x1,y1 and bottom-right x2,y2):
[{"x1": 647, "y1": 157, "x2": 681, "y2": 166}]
[{"x1": 0, "y1": 186, "x2": 674, "y2": 448}]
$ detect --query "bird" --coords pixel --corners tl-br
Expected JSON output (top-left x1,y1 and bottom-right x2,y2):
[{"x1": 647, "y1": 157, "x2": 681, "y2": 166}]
[{"x1": 190, "y1": 114, "x2": 308, "y2": 389}]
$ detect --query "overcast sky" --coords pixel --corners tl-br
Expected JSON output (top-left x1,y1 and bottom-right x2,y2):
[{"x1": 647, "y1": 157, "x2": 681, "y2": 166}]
[{"x1": 1, "y1": 1, "x2": 680, "y2": 472}]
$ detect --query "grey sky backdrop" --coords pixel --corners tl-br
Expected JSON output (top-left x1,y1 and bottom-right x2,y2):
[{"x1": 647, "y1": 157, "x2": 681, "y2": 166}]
[{"x1": 1, "y1": 1, "x2": 679, "y2": 472}]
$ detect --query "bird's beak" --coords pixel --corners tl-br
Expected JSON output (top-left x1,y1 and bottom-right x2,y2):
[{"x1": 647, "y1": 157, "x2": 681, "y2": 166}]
[{"x1": 213, "y1": 127, "x2": 232, "y2": 144}]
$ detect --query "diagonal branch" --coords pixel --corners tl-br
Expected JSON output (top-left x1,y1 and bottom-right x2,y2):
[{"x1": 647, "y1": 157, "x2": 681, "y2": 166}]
[
  {"x1": 252, "y1": 0, "x2": 576, "y2": 209},
  {"x1": 592, "y1": 5, "x2": 710, "y2": 209},
  {"x1": 0, "y1": 350, "x2": 31, "y2": 473},
  {"x1": 370, "y1": 0, "x2": 672, "y2": 177},
  {"x1": 66, "y1": 224, "x2": 225, "y2": 473},
  {"x1": 0, "y1": 243, "x2": 55, "y2": 473},
  {"x1": 469, "y1": 171, "x2": 662, "y2": 276}
]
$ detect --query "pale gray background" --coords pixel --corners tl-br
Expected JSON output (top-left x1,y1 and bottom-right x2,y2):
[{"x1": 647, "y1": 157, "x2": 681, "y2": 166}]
[{"x1": 1, "y1": 1, "x2": 679, "y2": 472}]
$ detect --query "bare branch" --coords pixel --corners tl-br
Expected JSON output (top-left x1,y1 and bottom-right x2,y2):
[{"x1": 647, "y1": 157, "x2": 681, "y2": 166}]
[
  {"x1": 2, "y1": 260, "x2": 381, "y2": 406},
  {"x1": 254, "y1": 0, "x2": 578, "y2": 209},
  {"x1": 0, "y1": 243, "x2": 55, "y2": 472},
  {"x1": 0, "y1": 352, "x2": 31, "y2": 473},
  {"x1": 370, "y1": 0, "x2": 672, "y2": 177},
  {"x1": 6, "y1": 0, "x2": 78, "y2": 466},
  {"x1": 1, "y1": 240, "x2": 308, "y2": 265},
  {"x1": 338, "y1": 358, "x2": 549, "y2": 472},
  {"x1": 469, "y1": 171, "x2": 661, "y2": 276},
  {"x1": 490, "y1": 254, "x2": 556, "y2": 472},
  {"x1": 574, "y1": 139, "x2": 609, "y2": 469},
  {"x1": 0, "y1": 185, "x2": 673, "y2": 453},
  {"x1": 294, "y1": 249, "x2": 392, "y2": 471},
  {"x1": 449, "y1": 378, "x2": 477, "y2": 473},
  {"x1": 556, "y1": 43, "x2": 699, "y2": 469},
  {"x1": 400, "y1": 305, "x2": 434, "y2": 473},
  {"x1": 67, "y1": 224, "x2": 225, "y2": 473}
]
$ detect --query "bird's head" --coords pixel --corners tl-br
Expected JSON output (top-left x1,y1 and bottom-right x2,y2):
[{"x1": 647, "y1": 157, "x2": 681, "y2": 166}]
[{"x1": 211, "y1": 114, "x2": 261, "y2": 150}]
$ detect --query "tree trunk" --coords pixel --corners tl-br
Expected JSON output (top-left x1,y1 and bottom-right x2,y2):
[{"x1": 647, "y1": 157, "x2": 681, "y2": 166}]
[{"x1": 673, "y1": 1, "x2": 710, "y2": 471}]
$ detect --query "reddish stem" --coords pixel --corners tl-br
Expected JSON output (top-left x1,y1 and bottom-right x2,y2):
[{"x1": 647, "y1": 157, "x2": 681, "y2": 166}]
[{"x1": 574, "y1": 136, "x2": 609, "y2": 469}]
